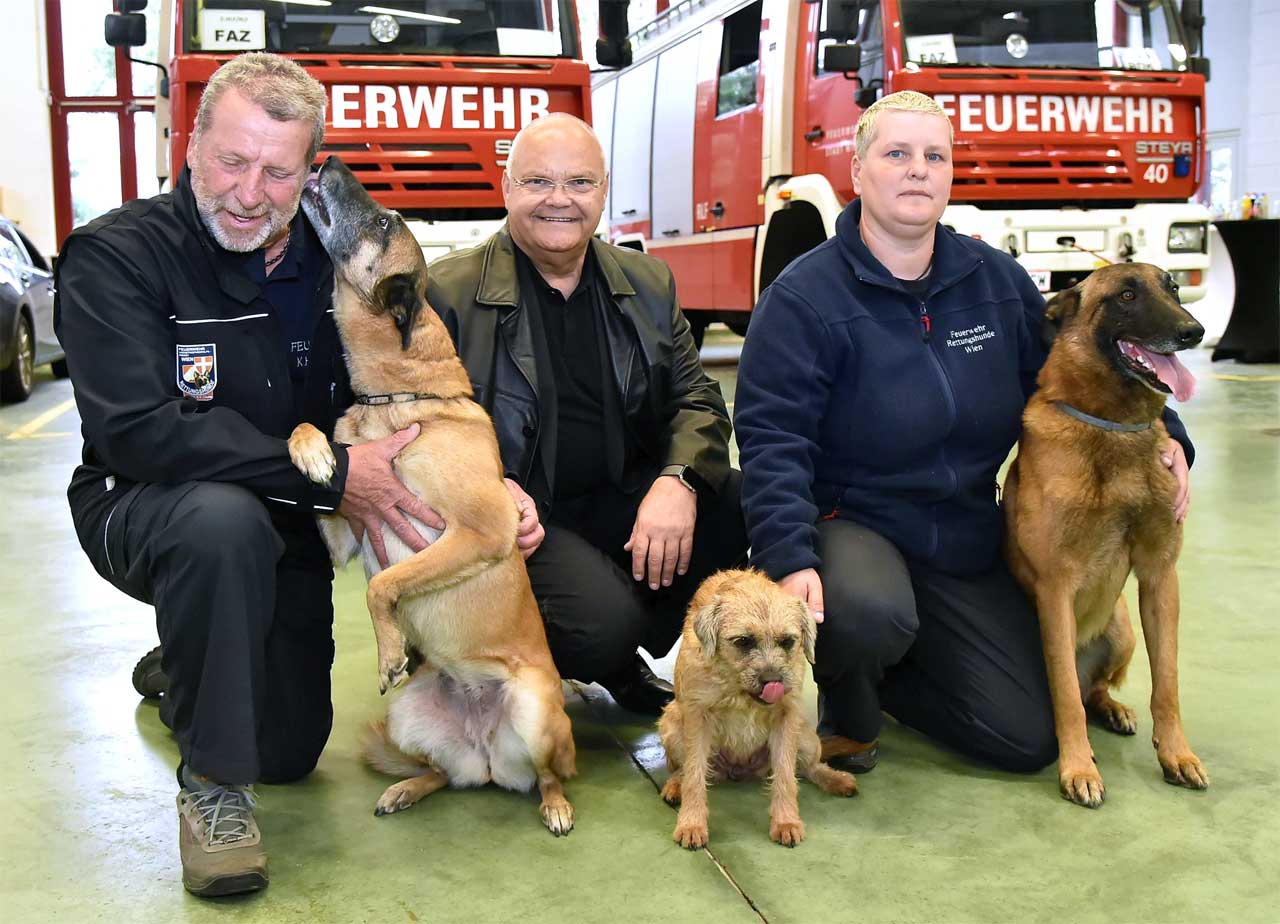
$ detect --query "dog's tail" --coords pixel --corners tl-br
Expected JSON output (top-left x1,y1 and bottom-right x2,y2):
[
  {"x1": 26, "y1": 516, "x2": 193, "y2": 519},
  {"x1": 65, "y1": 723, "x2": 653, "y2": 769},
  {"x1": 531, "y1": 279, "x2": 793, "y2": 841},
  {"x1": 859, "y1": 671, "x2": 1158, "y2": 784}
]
[{"x1": 360, "y1": 720, "x2": 433, "y2": 778}]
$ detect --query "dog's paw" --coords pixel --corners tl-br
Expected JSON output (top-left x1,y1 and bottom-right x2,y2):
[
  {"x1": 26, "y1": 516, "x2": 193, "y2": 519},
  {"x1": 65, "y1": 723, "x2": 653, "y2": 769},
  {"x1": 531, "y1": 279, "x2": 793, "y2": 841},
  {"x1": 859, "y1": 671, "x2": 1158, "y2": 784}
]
[
  {"x1": 287, "y1": 423, "x2": 336, "y2": 486},
  {"x1": 770, "y1": 817, "x2": 805, "y2": 847},
  {"x1": 822, "y1": 768, "x2": 859, "y2": 798},
  {"x1": 541, "y1": 798, "x2": 575, "y2": 836},
  {"x1": 673, "y1": 818, "x2": 708, "y2": 850},
  {"x1": 373, "y1": 780, "x2": 420, "y2": 817},
  {"x1": 378, "y1": 652, "x2": 410, "y2": 695},
  {"x1": 1059, "y1": 764, "x2": 1106, "y2": 808},
  {"x1": 1089, "y1": 694, "x2": 1137, "y2": 735},
  {"x1": 660, "y1": 776, "x2": 682, "y2": 806},
  {"x1": 1159, "y1": 750, "x2": 1209, "y2": 790}
]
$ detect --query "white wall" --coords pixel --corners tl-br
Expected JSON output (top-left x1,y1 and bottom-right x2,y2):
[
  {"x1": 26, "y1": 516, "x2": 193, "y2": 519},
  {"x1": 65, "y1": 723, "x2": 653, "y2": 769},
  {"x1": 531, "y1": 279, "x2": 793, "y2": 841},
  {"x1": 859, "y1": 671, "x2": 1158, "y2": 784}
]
[
  {"x1": 0, "y1": 0, "x2": 56, "y2": 257},
  {"x1": 1205, "y1": 0, "x2": 1280, "y2": 207}
]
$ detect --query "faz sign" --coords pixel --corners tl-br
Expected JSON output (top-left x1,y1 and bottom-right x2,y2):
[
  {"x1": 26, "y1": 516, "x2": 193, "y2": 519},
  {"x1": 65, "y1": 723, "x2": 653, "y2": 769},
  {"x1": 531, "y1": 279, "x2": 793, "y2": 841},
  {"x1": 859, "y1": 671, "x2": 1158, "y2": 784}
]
[
  {"x1": 933, "y1": 94, "x2": 1176, "y2": 135},
  {"x1": 330, "y1": 85, "x2": 550, "y2": 131}
]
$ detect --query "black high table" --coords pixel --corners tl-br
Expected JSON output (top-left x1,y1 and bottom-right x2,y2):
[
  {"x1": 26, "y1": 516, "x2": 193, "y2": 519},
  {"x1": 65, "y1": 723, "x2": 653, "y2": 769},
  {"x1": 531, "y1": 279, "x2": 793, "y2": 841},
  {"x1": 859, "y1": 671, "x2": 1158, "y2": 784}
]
[{"x1": 1211, "y1": 218, "x2": 1280, "y2": 364}]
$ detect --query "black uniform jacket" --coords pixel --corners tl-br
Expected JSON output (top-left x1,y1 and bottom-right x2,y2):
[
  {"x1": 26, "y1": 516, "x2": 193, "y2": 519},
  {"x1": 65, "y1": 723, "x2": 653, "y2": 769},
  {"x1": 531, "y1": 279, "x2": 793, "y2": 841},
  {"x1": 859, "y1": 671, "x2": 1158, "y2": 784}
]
[
  {"x1": 425, "y1": 229, "x2": 731, "y2": 509},
  {"x1": 55, "y1": 166, "x2": 351, "y2": 525}
]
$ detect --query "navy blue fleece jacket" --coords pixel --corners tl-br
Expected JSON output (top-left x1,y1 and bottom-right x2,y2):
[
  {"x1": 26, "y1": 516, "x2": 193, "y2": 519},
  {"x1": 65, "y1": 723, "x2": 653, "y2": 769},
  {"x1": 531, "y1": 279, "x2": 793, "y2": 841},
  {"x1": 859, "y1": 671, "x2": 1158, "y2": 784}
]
[{"x1": 735, "y1": 201, "x2": 1193, "y2": 579}]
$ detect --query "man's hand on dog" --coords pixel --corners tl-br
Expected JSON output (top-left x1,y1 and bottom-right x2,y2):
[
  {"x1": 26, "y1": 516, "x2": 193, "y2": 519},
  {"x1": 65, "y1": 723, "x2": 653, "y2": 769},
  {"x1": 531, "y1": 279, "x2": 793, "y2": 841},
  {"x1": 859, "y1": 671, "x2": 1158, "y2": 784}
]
[
  {"x1": 778, "y1": 568, "x2": 825, "y2": 624},
  {"x1": 1161, "y1": 437, "x2": 1191, "y2": 523},
  {"x1": 626, "y1": 476, "x2": 697, "y2": 590},
  {"x1": 504, "y1": 478, "x2": 545, "y2": 560},
  {"x1": 340, "y1": 424, "x2": 445, "y2": 568}
]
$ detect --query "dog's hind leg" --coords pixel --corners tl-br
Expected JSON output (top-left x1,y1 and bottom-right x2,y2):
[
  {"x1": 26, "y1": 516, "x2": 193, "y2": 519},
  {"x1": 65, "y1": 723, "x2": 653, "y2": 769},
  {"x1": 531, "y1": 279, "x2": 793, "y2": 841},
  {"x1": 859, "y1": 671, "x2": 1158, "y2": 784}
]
[
  {"x1": 504, "y1": 668, "x2": 576, "y2": 836},
  {"x1": 1081, "y1": 599, "x2": 1138, "y2": 735},
  {"x1": 797, "y1": 725, "x2": 858, "y2": 797},
  {"x1": 374, "y1": 768, "x2": 449, "y2": 816}
]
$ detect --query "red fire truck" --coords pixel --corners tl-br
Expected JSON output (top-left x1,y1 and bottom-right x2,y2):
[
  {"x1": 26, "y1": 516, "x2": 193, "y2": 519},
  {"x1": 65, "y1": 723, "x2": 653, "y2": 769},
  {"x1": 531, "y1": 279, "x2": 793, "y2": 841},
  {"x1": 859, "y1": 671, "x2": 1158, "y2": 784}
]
[
  {"x1": 106, "y1": 0, "x2": 632, "y2": 261},
  {"x1": 590, "y1": 0, "x2": 1211, "y2": 340}
]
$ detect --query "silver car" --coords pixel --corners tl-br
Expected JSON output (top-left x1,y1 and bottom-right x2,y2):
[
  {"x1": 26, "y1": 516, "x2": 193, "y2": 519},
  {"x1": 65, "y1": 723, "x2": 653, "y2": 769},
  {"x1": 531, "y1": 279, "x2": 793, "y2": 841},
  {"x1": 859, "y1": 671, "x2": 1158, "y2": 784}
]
[{"x1": 1, "y1": 217, "x2": 64, "y2": 403}]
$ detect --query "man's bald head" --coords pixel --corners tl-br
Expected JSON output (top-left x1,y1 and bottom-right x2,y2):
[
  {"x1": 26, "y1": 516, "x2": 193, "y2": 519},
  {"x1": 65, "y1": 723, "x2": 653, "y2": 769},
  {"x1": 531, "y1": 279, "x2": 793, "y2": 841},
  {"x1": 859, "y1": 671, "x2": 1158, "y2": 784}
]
[{"x1": 507, "y1": 114, "x2": 607, "y2": 179}]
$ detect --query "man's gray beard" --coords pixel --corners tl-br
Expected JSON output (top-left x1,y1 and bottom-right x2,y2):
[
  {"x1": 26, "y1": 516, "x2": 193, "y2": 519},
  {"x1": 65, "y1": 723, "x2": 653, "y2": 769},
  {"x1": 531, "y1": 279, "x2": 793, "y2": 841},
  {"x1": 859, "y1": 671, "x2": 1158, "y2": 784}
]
[{"x1": 192, "y1": 173, "x2": 300, "y2": 253}]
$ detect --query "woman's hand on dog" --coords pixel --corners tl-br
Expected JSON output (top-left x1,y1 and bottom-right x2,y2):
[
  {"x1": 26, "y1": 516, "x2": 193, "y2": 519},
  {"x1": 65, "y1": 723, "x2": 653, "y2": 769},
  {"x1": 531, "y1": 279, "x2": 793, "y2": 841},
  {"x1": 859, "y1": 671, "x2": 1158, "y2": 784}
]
[
  {"x1": 504, "y1": 478, "x2": 545, "y2": 560},
  {"x1": 1161, "y1": 437, "x2": 1191, "y2": 523},
  {"x1": 778, "y1": 568, "x2": 825, "y2": 623},
  {"x1": 340, "y1": 424, "x2": 445, "y2": 568},
  {"x1": 625, "y1": 476, "x2": 698, "y2": 590}
]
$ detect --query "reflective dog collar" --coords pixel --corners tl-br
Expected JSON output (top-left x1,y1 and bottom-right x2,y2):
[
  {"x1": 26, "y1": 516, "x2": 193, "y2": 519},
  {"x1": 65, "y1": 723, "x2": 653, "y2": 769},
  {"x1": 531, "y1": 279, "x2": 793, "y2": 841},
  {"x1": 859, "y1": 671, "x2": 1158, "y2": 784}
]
[
  {"x1": 354, "y1": 392, "x2": 449, "y2": 406},
  {"x1": 1053, "y1": 401, "x2": 1153, "y2": 432}
]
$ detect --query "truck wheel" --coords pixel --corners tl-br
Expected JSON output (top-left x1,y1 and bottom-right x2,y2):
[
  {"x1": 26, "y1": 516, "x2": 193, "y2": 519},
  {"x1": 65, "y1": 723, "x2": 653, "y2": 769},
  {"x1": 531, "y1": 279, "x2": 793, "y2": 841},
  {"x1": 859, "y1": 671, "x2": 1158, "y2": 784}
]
[
  {"x1": 1, "y1": 313, "x2": 35, "y2": 403},
  {"x1": 686, "y1": 313, "x2": 709, "y2": 349},
  {"x1": 723, "y1": 312, "x2": 751, "y2": 338},
  {"x1": 51, "y1": 358, "x2": 71, "y2": 378}
]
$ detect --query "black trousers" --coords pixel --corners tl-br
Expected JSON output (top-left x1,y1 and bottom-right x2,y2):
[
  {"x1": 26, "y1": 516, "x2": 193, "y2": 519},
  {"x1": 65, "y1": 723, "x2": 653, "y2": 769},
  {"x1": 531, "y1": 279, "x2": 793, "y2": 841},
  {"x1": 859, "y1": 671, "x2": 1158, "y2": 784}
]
[
  {"x1": 814, "y1": 518, "x2": 1057, "y2": 772},
  {"x1": 70, "y1": 479, "x2": 335, "y2": 785},
  {"x1": 526, "y1": 470, "x2": 749, "y2": 684}
]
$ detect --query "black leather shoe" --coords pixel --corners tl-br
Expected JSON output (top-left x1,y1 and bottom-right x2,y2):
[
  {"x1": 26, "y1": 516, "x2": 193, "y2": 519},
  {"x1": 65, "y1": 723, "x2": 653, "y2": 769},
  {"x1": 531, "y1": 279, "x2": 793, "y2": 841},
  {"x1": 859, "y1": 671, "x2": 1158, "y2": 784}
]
[
  {"x1": 132, "y1": 645, "x2": 168, "y2": 699},
  {"x1": 602, "y1": 656, "x2": 674, "y2": 716}
]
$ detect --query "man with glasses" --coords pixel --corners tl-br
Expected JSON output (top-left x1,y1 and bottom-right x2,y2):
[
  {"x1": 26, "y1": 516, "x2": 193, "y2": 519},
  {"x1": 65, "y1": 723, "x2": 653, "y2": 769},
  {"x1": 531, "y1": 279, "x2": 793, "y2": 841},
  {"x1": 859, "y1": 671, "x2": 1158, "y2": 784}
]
[{"x1": 427, "y1": 113, "x2": 747, "y2": 714}]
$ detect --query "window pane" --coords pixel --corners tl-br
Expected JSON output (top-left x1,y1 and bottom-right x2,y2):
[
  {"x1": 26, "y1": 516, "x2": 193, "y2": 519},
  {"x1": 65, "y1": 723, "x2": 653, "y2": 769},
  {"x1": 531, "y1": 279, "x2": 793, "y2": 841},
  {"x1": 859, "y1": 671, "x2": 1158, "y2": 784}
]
[
  {"x1": 134, "y1": 111, "x2": 161, "y2": 199},
  {"x1": 67, "y1": 112, "x2": 123, "y2": 229},
  {"x1": 130, "y1": 2, "x2": 163, "y2": 97},
  {"x1": 62, "y1": 0, "x2": 117, "y2": 97}
]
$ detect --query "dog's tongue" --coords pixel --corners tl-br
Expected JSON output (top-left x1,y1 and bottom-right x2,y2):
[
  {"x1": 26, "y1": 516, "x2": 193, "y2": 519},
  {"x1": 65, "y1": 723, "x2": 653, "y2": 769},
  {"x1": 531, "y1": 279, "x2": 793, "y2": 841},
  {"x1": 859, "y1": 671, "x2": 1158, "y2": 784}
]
[
  {"x1": 760, "y1": 681, "x2": 785, "y2": 704},
  {"x1": 1136, "y1": 345, "x2": 1197, "y2": 402}
]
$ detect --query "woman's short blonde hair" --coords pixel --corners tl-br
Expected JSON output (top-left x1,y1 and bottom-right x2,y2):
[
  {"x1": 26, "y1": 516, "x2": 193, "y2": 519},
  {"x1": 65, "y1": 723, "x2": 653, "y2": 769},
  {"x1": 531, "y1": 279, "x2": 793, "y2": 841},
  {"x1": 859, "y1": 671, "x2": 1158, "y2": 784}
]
[
  {"x1": 854, "y1": 90, "x2": 953, "y2": 160},
  {"x1": 193, "y1": 53, "x2": 327, "y2": 162}
]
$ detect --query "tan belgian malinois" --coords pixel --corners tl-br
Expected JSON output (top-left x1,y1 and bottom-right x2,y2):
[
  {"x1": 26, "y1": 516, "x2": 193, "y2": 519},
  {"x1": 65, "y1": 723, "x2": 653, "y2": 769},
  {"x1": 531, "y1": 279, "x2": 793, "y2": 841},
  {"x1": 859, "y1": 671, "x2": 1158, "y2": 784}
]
[
  {"x1": 290, "y1": 156, "x2": 576, "y2": 834},
  {"x1": 1004, "y1": 262, "x2": 1208, "y2": 808}
]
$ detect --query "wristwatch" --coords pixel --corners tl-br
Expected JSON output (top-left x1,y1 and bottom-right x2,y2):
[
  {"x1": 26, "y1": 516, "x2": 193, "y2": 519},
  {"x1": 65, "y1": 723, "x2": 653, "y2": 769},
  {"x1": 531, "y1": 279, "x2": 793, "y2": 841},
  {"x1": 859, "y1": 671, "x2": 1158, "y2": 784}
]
[{"x1": 660, "y1": 463, "x2": 698, "y2": 496}]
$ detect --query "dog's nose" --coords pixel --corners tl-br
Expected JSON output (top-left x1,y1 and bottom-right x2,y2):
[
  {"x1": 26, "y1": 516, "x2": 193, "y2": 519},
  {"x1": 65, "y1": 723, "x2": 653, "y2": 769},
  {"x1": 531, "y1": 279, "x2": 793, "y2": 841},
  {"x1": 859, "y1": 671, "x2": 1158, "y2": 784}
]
[{"x1": 1177, "y1": 321, "x2": 1205, "y2": 347}]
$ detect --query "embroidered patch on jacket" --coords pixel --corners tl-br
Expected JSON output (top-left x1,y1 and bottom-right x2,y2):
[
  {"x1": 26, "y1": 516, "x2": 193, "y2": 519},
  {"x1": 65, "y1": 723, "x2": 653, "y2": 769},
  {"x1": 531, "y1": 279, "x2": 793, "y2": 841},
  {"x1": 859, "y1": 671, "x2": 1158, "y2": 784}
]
[{"x1": 176, "y1": 343, "x2": 217, "y2": 400}]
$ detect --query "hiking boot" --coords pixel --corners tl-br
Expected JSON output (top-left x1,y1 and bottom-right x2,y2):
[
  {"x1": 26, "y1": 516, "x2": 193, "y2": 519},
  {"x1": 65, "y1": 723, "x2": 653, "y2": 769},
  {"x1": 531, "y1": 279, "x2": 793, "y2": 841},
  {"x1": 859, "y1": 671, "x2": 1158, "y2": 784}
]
[
  {"x1": 177, "y1": 773, "x2": 268, "y2": 897},
  {"x1": 132, "y1": 645, "x2": 168, "y2": 699}
]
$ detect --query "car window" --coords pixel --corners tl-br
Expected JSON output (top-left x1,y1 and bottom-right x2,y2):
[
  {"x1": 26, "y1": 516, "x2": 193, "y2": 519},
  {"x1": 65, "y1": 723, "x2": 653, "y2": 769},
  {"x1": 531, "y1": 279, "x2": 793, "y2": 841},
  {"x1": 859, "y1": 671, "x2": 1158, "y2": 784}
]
[{"x1": 12, "y1": 227, "x2": 49, "y2": 272}]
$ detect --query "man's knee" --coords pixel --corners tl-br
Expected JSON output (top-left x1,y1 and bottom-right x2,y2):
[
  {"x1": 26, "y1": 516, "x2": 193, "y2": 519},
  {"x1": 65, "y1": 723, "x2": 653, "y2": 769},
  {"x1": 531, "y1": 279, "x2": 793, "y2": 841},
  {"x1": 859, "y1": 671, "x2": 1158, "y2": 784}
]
[
  {"x1": 160, "y1": 483, "x2": 282, "y2": 570},
  {"x1": 258, "y1": 710, "x2": 333, "y2": 784},
  {"x1": 542, "y1": 595, "x2": 646, "y2": 684}
]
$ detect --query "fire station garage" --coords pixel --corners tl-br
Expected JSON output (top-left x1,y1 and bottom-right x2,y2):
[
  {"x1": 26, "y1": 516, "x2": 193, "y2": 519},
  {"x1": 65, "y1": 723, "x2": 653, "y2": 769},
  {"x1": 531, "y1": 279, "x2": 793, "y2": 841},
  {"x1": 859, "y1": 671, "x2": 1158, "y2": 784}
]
[{"x1": 1, "y1": 0, "x2": 1277, "y2": 920}]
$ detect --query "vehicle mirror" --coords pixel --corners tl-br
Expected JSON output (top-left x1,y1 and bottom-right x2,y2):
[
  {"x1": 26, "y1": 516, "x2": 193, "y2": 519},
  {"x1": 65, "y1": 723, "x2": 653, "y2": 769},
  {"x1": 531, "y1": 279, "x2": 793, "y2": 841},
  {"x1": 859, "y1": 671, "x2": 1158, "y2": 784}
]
[
  {"x1": 596, "y1": 0, "x2": 633, "y2": 68},
  {"x1": 104, "y1": 12, "x2": 146, "y2": 48},
  {"x1": 822, "y1": 42, "x2": 862, "y2": 74},
  {"x1": 826, "y1": 0, "x2": 861, "y2": 42},
  {"x1": 118, "y1": 0, "x2": 149, "y2": 10},
  {"x1": 1180, "y1": 0, "x2": 1205, "y2": 55},
  {"x1": 1188, "y1": 56, "x2": 1210, "y2": 80}
]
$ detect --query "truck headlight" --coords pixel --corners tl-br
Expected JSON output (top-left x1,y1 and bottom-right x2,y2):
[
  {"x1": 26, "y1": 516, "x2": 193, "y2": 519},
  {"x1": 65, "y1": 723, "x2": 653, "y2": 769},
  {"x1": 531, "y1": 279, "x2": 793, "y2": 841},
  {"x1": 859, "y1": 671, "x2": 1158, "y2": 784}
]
[{"x1": 1168, "y1": 222, "x2": 1207, "y2": 253}]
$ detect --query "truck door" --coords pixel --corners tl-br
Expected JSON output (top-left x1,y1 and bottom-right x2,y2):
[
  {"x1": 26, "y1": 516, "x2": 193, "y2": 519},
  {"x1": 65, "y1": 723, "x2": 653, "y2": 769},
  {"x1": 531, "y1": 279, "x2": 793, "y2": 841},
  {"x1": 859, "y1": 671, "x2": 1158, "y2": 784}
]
[
  {"x1": 799, "y1": 0, "x2": 882, "y2": 199},
  {"x1": 611, "y1": 57, "x2": 659, "y2": 234},
  {"x1": 696, "y1": 0, "x2": 765, "y2": 310}
]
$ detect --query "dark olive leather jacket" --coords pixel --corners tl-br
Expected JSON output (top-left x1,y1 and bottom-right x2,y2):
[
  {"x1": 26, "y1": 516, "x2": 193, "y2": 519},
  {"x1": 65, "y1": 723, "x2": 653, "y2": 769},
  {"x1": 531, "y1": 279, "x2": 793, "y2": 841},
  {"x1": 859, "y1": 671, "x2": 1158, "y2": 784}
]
[{"x1": 426, "y1": 229, "x2": 730, "y2": 507}]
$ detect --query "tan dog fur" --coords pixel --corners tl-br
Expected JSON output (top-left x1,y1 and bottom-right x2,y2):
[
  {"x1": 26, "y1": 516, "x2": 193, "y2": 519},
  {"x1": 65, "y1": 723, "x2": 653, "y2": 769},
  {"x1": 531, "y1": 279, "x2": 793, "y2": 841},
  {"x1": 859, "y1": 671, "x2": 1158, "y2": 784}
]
[
  {"x1": 659, "y1": 570, "x2": 857, "y2": 848},
  {"x1": 1004, "y1": 262, "x2": 1208, "y2": 808},
  {"x1": 288, "y1": 157, "x2": 575, "y2": 834}
]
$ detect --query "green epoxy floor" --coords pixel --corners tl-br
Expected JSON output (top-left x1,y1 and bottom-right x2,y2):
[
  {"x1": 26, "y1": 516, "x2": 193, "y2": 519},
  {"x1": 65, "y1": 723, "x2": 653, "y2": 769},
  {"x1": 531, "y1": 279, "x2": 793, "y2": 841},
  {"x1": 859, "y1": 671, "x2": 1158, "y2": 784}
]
[{"x1": 2, "y1": 337, "x2": 1278, "y2": 923}]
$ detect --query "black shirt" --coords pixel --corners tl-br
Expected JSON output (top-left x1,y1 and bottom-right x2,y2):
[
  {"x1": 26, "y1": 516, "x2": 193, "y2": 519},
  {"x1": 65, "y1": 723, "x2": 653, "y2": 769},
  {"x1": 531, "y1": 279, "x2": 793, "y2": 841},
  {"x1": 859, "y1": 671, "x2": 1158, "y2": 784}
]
[
  {"x1": 515, "y1": 245, "x2": 612, "y2": 501},
  {"x1": 242, "y1": 210, "x2": 328, "y2": 419}
]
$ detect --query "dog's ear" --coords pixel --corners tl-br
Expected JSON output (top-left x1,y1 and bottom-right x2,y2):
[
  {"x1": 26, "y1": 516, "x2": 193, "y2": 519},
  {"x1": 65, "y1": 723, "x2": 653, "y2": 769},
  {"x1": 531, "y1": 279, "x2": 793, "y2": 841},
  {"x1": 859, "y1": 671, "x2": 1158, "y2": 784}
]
[
  {"x1": 1042, "y1": 284, "x2": 1081, "y2": 348},
  {"x1": 692, "y1": 599, "x2": 721, "y2": 659},
  {"x1": 796, "y1": 600, "x2": 818, "y2": 665},
  {"x1": 373, "y1": 272, "x2": 424, "y2": 350}
]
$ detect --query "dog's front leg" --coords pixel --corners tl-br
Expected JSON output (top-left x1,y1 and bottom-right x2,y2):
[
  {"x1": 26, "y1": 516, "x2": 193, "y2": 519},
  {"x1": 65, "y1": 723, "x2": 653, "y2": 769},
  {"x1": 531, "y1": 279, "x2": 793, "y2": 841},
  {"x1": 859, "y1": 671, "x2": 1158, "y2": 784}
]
[
  {"x1": 1137, "y1": 569, "x2": 1208, "y2": 789},
  {"x1": 1037, "y1": 584, "x2": 1104, "y2": 807},
  {"x1": 767, "y1": 710, "x2": 805, "y2": 846},
  {"x1": 672, "y1": 711, "x2": 713, "y2": 850},
  {"x1": 366, "y1": 577, "x2": 409, "y2": 694}
]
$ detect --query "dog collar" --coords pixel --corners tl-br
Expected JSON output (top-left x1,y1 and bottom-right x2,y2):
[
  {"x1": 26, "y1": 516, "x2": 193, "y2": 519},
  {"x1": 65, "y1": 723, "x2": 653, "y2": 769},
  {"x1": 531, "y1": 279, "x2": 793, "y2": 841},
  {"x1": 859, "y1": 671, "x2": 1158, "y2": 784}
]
[
  {"x1": 1054, "y1": 401, "x2": 1153, "y2": 432},
  {"x1": 355, "y1": 392, "x2": 449, "y2": 406}
]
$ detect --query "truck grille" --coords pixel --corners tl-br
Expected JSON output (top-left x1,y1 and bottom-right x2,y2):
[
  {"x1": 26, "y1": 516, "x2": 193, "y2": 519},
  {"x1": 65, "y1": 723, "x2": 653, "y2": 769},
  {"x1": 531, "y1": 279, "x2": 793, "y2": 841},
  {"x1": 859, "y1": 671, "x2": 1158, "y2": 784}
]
[
  {"x1": 319, "y1": 142, "x2": 495, "y2": 195},
  {"x1": 952, "y1": 142, "x2": 1132, "y2": 191}
]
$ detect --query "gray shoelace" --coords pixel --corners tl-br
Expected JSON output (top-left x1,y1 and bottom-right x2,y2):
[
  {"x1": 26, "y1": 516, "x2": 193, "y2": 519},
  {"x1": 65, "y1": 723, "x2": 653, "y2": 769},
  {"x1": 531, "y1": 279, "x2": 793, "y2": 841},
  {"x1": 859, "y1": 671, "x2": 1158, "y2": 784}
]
[{"x1": 187, "y1": 785, "x2": 259, "y2": 846}]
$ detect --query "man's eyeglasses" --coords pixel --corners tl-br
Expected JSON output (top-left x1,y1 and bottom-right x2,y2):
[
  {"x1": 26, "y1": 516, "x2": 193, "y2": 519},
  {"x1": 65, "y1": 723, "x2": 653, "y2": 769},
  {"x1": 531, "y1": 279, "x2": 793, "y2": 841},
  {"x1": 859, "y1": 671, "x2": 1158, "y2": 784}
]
[{"x1": 508, "y1": 175, "x2": 604, "y2": 197}]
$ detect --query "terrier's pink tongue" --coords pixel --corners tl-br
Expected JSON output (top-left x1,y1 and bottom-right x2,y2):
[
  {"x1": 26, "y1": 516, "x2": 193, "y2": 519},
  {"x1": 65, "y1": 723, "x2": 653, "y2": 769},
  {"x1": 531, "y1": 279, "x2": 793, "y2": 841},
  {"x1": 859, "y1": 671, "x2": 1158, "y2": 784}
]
[
  {"x1": 761, "y1": 681, "x2": 785, "y2": 704},
  {"x1": 1141, "y1": 348, "x2": 1197, "y2": 402}
]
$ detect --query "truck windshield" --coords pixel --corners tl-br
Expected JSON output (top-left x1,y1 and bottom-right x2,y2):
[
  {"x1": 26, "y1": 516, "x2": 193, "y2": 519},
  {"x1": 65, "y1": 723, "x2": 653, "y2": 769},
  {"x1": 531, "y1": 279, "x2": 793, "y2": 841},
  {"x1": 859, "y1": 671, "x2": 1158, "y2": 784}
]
[
  {"x1": 184, "y1": 0, "x2": 579, "y2": 58},
  {"x1": 898, "y1": 0, "x2": 1187, "y2": 71}
]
